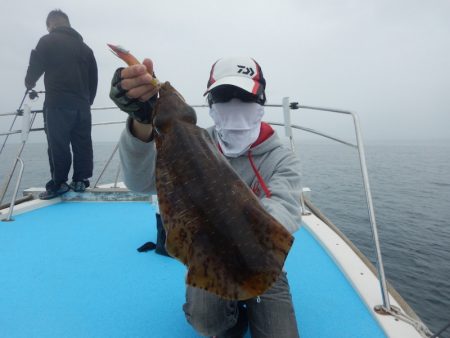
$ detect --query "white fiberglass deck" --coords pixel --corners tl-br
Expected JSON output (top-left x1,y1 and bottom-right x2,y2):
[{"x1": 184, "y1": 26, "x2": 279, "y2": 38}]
[{"x1": 0, "y1": 201, "x2": 386, "y2": 337}]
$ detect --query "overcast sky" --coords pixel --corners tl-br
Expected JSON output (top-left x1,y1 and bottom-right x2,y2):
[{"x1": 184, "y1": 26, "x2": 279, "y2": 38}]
[{"x1": 1, "y1": 0, "x2": 449, "y2": 143}]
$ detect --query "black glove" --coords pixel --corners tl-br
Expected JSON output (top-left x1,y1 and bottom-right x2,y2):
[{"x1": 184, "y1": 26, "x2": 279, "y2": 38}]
[
  {"x1": 28, "y1": 90, "x2": 39, "y2": 100},
  {"x1": 109, "y1": 68, "x2": 157, "y2": 124}
]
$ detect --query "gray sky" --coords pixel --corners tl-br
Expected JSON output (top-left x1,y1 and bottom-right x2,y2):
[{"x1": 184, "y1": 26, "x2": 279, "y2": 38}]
[{"x1": 1, "y1": 0, "x2": 449, "y2": 143}]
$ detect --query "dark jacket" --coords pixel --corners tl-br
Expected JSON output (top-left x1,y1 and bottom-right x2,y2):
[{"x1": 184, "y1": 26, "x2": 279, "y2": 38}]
[{"x1": 25, "y1": 26, "x2": 98, "y2": 110}]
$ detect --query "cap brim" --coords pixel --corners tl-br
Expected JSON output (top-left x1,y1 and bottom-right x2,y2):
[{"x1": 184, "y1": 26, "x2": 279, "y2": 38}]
[{"x1": 204, "y1": 76, "x2": 257, "y2": 96}]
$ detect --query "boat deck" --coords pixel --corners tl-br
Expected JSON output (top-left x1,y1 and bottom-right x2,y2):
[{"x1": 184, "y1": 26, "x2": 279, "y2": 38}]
[{"x1": 0, "y1": 201, "x2": 386, "y2": 337}]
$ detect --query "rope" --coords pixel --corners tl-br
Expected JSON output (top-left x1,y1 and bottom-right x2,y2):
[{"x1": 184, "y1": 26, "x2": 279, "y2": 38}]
[{"x1": 379, "y1": 305, "x2": 434, "y2": 337}]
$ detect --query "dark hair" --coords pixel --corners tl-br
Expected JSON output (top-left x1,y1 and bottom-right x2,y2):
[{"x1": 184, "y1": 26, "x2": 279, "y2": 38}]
[{"x1": 46, "y1": 9, "x2": 70, "y2": 29}]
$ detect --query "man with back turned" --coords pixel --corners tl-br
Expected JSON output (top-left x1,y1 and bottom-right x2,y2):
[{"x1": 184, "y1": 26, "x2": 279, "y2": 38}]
[{"x1": 25, "y1": 9, "x2": 98, "y2": 199}]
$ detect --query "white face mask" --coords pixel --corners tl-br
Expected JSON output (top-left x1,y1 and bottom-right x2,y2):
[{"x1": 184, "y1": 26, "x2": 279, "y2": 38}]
[{"x1": 209, "y1": 99, "x2": 265, "y2": 157}]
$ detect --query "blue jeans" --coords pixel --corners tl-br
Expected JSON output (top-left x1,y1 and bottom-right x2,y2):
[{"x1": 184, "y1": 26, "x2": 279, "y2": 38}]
[{"x1": 183, "y1": 272, "x2": 299, "y2": 338}]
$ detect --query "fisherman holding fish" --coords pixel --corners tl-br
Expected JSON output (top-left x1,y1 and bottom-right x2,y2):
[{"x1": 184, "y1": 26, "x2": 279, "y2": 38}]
[{"x1": 110, "y1": 55, "x2": 302, "y2": 337}]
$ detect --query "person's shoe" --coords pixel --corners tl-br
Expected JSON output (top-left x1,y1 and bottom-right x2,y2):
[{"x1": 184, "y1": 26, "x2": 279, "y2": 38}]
[
  {"x1": 39, "y1": 181, "x2": 70, "y2": 200},
  {"x1": 69, "y1": 179, "x2": 90, "y2": 192},
  {"x1": 137, "y1": 241, "x2": 156, "y2": 252}
]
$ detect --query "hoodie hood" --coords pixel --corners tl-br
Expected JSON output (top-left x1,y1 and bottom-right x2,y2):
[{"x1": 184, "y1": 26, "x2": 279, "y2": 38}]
[{"x1": 51, "y1": 26, "x2": 83, "y2": 41}]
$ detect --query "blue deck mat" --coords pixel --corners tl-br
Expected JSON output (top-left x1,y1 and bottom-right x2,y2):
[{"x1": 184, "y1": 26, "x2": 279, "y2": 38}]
[{"x1": 0, "y1": 202, "x2": 386, "y2": 338}]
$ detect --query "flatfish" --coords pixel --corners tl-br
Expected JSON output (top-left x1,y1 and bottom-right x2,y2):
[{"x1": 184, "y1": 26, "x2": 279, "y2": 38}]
[{"x1": 153, "y1": 82, "x2": 294, "y2": 300}]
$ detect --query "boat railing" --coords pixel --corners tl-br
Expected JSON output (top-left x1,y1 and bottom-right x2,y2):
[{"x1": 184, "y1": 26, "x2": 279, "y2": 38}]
[
  {"x1": 1, "y1": 95, "x2": 422, "y2": 328},
  {"x1": 268, "y1": 99, "x2": 392, "y2": 312},
  {"x1": 0, "y1": 104, "x2": 36, "y2": 221},
  {"x1": 0, "y1": 106, "x2": 129, "y2": 213}
]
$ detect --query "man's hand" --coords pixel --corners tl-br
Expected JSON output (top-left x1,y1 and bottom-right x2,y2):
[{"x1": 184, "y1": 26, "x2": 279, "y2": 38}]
[
  {"x1": 121, "y1": 59, "x2": 159, "y2": 101},
  {"x1": 25, "y1": 81, "x2": 35, "y2": 91},
  {"x1": 109, "y1": 58, "x2": 159, "y2": 125}
]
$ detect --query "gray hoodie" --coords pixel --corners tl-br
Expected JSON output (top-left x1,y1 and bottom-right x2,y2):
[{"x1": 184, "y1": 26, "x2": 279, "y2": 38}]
[{"x1": 119, "y1": 119, "x2": 302, "y2": 233}]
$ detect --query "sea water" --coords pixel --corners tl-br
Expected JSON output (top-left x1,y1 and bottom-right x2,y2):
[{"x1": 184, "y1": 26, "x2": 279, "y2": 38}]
[
  {"x1": 0, "y1": 140, "x2": 449, "y2": 335},
  {"x1": 298, "y1": 139, "x2": 450, "y2": 336}
]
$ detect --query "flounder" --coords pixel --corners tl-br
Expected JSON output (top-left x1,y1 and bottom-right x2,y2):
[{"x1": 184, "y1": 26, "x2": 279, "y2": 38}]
[{"x1": 153, "y1": 82, "x2": 294, "y2": 300}]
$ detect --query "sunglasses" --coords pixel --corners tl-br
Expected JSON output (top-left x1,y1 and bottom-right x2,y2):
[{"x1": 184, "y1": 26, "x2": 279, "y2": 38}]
[{"x1": 208, "y1": 85, "x2": 265, "y2": 105}]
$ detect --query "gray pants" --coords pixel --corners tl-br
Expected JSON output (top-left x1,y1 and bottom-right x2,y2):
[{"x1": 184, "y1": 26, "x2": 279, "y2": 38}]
[{"x1": 183, "y1": 272, "x2": 299, "y2": 338}]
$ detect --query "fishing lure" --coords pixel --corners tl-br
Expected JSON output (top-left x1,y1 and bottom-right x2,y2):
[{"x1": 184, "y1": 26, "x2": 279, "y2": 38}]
[{"x1": 107, "y1": 43, "x2": 159, "y2": 87}]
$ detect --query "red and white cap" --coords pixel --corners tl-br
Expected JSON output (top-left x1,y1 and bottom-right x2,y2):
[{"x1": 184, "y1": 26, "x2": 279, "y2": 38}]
[{"x1": 204, "y1": 57, "x2": 266, "y2": 96}]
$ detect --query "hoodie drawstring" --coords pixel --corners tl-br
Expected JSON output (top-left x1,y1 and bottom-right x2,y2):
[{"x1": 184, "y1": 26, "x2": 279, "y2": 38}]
[{"x1": 247, "y1": 151, "x2": 272, "y2": 198}]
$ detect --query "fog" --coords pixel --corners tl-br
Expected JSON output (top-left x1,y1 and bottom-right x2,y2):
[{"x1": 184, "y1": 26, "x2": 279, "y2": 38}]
[{"x1": 1, "y1": 0, "x2": 449, "y2": 143}]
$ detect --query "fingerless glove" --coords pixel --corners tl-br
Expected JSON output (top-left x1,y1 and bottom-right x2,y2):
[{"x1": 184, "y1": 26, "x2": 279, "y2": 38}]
[{"x1": 109, "y1": 68, "x2": 157, "y2": 124}]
